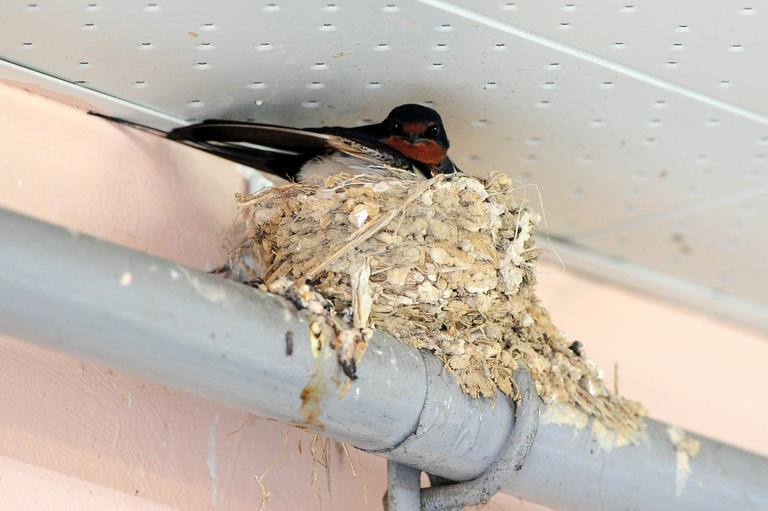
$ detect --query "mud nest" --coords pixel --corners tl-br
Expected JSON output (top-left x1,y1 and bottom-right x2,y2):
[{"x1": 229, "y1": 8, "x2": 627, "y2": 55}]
[{"x1": 229, "y1": 171, "x2": 645, "y2": 438}]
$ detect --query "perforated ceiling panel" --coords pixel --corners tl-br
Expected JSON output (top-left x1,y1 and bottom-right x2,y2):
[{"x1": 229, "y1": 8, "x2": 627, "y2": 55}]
[{"x1": 2, "y1": 1, "x2": 767, "y2": 330}]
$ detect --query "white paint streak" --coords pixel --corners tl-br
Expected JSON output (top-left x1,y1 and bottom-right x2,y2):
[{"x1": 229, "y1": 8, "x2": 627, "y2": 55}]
[
  {"x1": 127, "y1": 392, "x2": 132, "y2": 408},
  {"x1": 591, "y1": 418, "x2": 631, "y2": 451},
  {"x1": 111, "y1": 421, "x2": 121, "y2": 450},
  {"x1": 667, "y1": 425, "x2": 701, "y2": 497},
  {"x1": 540, "y1": 402, "x2": 589, "y2": 430},
  {"x1": 120, "y1": 271, "x2": 132, "y2": 286},
  {"x1": 207, "y1": 413, "x2": 220, "y2": 506},
  {"x1": 178, "y1": 266, "x2": 226, "y2": 304}
]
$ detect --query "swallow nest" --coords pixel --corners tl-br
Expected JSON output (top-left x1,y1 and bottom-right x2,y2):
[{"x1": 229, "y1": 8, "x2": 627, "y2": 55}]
[{"x1": 229, "y1": 171, "x2": 645, "y2": 437}]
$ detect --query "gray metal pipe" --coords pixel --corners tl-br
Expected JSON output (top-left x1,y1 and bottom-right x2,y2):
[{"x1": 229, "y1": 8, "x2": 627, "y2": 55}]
[
  {"x1": 2, "y1": 206, "x2": 768, "y2": 510},
  {"x1": 0, "y1": 207, "x2": 510, "y2": 481},
  {"x1": 506, "y1": 412, "x2": 768, "y2": 510}
]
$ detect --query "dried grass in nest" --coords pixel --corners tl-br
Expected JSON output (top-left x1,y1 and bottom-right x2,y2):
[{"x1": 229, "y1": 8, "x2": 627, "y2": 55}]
[{"x1": 229, "y1": 171, "x2": 645, "y2": 438}]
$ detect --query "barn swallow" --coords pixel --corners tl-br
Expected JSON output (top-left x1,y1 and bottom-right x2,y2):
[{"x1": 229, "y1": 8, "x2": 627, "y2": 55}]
[{"x1": 90, "y1": 104, "x2": 459, "y2": 181}]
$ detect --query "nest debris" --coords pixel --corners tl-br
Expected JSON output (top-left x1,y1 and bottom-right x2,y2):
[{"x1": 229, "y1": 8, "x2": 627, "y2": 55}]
[{"x1": 228, "y1": 171, "x2": 645, "y2": 438}]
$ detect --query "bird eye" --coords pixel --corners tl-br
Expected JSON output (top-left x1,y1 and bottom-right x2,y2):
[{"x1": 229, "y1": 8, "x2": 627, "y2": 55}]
[
  {"x1": 390, "y1": 120, "x2": 402, "y2": 133},
  {"x1": 426, "y1": 125, "x2": 440, "y2": 137}
]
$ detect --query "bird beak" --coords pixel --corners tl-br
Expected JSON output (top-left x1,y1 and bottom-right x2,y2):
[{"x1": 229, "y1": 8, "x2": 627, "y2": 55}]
[{"x1": 406, "y1": 133, "x2": 418, "y2": 143}]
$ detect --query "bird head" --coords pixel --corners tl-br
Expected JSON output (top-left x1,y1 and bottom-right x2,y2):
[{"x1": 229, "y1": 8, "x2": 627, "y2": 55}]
[{"x1": 380, "y1": 104, "x2": 453, "y2": 174}]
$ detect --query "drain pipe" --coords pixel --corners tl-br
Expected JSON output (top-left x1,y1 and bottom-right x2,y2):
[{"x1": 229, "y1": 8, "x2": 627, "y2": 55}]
[{"x1": 1, "y1": 206, "x2": 768, "y2": 510}]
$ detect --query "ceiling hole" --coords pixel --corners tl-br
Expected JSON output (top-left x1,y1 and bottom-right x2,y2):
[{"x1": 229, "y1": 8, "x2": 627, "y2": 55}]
[
  {"x1": 375, "y1": 43, "x2": 391, "y2": 51},
  {"x1": 670, "y1": 43, "x2": 685, "y2": 50},
  {"x1": 263, "y1": 3, "x2": 280, "y2": 11},
  {"x1": 82, "y1": 23, "x2": 96, "y2": 30},
  {"x1": 648, "y1": 119, "x2": 662, "y2": 127},
  {"x1": 306, "y1": 81, "x2": 325, "y2": 89},
  {"x1": 138, "y1": 42, "x2": 154, "y2": 50},
  {"x1": 601, "y1": 81, "x2": 614, "y2": 88},
  {"x1": 706, "y1": 118, "x2": 720, "y2": 127},
  {"x1": 502, "y1": 2, "x2": 517, "y2": 10},
  {"x1": 541, "y1": 81, "x2": 557, "y2": 89},
  {"x1": 144, "y1": 3, "x2": 160, "y2": 12},
  {"x1": 483, "y1": 81, "x2": 499, "y2": 89},
  {"x1": 382, "y1": 4, "x2": 399, "y2": 12},
  {"x1": 85, "y1": 2, "x2": 99, "y2": 9},
  {"x1": 612, "y1": 42, "x2": 625, "y2": 49},
  {"x1": 472, "y1": 119, "x2": 489, "y2": 127},
  {"x1": 248, "y1": 81, "x2": 267, "y2": 89},
  {"x1": 187, "y1": 100, "x2": 204, "y2": 108},
  {"x1": 257, "y1": 42, "x2": 273, "y2": 50},
  {"x1": 73, "y1": 80, "x2": 88, "y2": 85},
  {"x1": 547, "y1": 62, "x2": 560, "y2": 70},
  {"x1": 200, "y1": 23, "x2": 218, "y2": 31},
  {"x1": 318, "y1": 23, "x2": 336, "y2": 31},
  {"x1": 302, "y1": 100, "x2": 321, "y2": 109},
  {"x1": 665, "y1": 61, "x2": 679, "y2": 69},
  {"x1": 590, "y1": 119, "x2": 604, "y2": 127},
  {"x1": 563, "y1": 4, "x2": 577, "y2": 12},
  {"x1": 311, "y1": 62, "x2": 329, "y2": 70},
  {"x1": 193, "y1": 62, "x2": 211, "y2": 70},
  {"x1": 644, "y1": 137, "x2": 657, "y2": 145},
  {"x1": 621, "y1": 5, "x2": 636, "y2": 12},
  {"x1": 719, "y1": 80, "x2": 733, "y2": 88},
  {"x1": 21, "y1": 42, "x2": 34, "y2": 49},
  {"x1": 77, "y1": 61, "x2": 90, "y2": 68},
  {"x1": 437, "y1": 23, "x2": 454, "y2": 32},
  {"x1": 740, "y1": 7, "x2": 755, "y2": 15},
  {"x1": 26, "y1": 3, "x2": 39, "y2": 9},
  {"x1": 367, "y1": 81, "x2": 382, "y2": 89},
  {"x1": 323, "y1": 3, "x2": 339, "y2": 11},
  {"x1": 197, "y1": 42, "x2": 213, "y2": 50},
  {"x1": 558, "y1": 22, "x2": 571, "y2": 29},
  {"x1": 536, "y1": 100, "x2": 552, "y2": 108},
  {"x1": 729, "y1": 44, "x2": 745, "y2": 52},
  {"x1": 132, "y1": 80, "x2": 149, "y2": 88},
  {"x1": 255, "y1": 99, "x2": 264, "y2": 106},
  {"x1": 676, "y1": 24, "x2": 689, "y2": 32},
  {"x1": 527, "y1": 137, "x2": 541, "y2": 145},
  {"x1": 430, "y1": 63, "x2": 444, "y2": 70},
  {"x1": 493, "y1": 43, "x2": 508, "y2": 50},
  {"x1": 432, "y1": 43, "x2": 449, "y2": 51},
  {"x1": 654, "y1": 100, "x2": 667, "y2": 108}
]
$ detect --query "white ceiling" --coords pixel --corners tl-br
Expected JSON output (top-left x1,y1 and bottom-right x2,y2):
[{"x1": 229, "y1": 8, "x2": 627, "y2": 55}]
[{"x1": 2, "y1": 0, "x2": 766, "y2": 331}]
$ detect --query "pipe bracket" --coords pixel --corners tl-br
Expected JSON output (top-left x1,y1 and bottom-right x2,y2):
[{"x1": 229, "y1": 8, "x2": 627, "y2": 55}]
[{"x1": 385, "y1": 364, "x2": 540, "y2": 510}]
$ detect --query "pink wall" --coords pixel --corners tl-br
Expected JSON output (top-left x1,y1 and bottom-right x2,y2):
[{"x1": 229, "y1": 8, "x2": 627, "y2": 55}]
[{"x1": 1, "y1": 79, "x2": 766, "y2": 510}]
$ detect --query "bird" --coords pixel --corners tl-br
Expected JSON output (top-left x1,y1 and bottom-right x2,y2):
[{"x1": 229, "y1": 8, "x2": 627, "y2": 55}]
[{"x1": 90, "y1": 104, "x2": 459, "y2": 181}]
